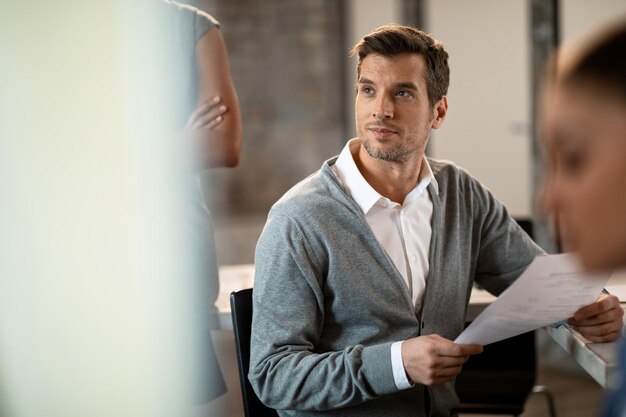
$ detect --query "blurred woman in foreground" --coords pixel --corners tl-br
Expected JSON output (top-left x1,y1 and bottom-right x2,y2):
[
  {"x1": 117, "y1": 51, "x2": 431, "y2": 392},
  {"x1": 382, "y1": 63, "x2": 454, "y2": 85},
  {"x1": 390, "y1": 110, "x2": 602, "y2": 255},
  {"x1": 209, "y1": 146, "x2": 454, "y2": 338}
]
[{"x1": 541, "y1": 18, "x2": 626, "y2": 416}]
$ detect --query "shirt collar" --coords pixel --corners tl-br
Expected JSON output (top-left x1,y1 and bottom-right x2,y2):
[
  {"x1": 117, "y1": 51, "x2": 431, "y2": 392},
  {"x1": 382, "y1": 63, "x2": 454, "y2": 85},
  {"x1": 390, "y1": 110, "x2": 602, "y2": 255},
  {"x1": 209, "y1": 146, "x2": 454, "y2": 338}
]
[{"x1": 333, "y1": 138, "x2": 439, "y2": 214}]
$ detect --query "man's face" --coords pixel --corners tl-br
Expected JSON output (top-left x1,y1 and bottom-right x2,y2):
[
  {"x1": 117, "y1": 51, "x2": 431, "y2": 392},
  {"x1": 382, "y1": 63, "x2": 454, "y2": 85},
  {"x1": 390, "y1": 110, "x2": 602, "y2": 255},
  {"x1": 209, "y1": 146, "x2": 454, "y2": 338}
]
[
  {"x1": 542, "y1": 83, "x2": 626, "y2": 270},
  {"x1": 355, "y1": 53, "x2": 446, "y2": 164}
]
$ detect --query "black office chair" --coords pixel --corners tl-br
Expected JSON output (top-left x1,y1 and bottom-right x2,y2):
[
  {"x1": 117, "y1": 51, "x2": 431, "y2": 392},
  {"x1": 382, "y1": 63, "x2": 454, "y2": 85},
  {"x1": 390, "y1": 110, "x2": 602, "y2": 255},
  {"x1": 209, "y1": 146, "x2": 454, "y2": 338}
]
[
  {"x1": 455, "y1": 218, "x2": 556, "y2": 417},
  {"x1": 455, "y1": 330, "x2": 556, "y2": 416},
  {"x1": 230, "y1": 288, "x2": 279, "y2": 417}
]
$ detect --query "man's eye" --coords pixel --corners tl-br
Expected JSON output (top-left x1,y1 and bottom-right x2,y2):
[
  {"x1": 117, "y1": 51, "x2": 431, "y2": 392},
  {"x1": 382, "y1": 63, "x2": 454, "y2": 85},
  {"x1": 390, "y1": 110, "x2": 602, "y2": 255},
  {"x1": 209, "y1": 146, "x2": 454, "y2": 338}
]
[
  {"x1": 362, "y1": 86, "x2": 374, "y2": 94},
  {"x1": 396, "y1": 90, "x2": 412, "y2": 97}
]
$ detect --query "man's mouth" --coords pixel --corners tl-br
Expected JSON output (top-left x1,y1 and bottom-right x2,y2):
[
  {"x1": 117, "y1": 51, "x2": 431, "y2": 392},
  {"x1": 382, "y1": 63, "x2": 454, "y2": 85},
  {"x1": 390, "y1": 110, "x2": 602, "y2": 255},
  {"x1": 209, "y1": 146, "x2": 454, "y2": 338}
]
[{"x1": 369, "y1": 127, "x2": 397, "y2": 138}]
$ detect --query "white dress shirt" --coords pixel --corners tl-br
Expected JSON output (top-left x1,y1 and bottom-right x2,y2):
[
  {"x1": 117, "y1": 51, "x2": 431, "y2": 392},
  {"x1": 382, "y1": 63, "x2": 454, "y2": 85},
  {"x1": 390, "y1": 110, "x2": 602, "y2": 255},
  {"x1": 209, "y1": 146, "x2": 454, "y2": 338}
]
[{"x1": 331, "y1": 138, "x2": 438, "y2": 390}]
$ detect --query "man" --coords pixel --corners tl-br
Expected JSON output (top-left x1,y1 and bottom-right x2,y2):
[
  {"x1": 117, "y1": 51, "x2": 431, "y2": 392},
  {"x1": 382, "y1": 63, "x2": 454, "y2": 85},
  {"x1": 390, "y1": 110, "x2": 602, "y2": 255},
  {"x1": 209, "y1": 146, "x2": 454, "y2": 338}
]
[{"x1": 250, "y1": 25, "x2": 622, "y2": 416}]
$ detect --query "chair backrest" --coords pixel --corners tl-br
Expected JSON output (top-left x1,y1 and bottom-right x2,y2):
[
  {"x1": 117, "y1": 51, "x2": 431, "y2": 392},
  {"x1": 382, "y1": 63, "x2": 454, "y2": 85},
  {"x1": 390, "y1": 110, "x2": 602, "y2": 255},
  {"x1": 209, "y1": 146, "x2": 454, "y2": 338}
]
[
  {"x1": 230, "y1": 288, "x2": 280, "y2": 417},
  {"x1": 515, "y1": 218, "x2": 534, "y2": 241},
  {"x1": 455, "y1": 329, "x2": 537, "y2": 414},
  {"x1": 455, "y1": 218, "x2": 538, "y2": 415}
]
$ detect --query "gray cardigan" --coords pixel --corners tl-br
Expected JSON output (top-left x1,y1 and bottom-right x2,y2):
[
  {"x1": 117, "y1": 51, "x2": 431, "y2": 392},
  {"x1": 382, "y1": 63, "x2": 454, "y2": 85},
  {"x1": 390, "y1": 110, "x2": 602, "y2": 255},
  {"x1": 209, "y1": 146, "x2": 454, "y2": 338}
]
[{"x1": 249, "y1": 157, "x2": 543, "y2": 417}]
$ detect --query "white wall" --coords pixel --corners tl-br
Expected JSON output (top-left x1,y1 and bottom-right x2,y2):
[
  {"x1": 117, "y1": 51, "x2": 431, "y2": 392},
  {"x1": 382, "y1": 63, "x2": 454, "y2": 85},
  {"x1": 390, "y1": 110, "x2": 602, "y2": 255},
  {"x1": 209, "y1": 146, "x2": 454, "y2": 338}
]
[
  {"x1": 427, "y1": 0, "x2": 626, "y2": 218},
  {"x1": 562, "y1": 0, "x2": 626, "y2": 43},
  {"x1": 345, "y1": 0, "x2": 402, "y2": 138},
  {"x1": 427, "y1": 0, "x2": 531, "y2": 217},
  {"x1": 346, "y1": 0, "x2": 626, "y2": 218},
  {"x1": 346, "y1": 0, "x2": 532, "y2": 217}
]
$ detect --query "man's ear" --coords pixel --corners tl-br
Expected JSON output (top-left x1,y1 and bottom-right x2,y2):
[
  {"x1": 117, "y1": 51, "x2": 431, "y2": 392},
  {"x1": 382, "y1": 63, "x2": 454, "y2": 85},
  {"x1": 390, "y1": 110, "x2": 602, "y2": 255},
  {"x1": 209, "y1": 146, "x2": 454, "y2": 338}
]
[{"x1": 431, "y1": 96, "x2": 448, "y2": 129}]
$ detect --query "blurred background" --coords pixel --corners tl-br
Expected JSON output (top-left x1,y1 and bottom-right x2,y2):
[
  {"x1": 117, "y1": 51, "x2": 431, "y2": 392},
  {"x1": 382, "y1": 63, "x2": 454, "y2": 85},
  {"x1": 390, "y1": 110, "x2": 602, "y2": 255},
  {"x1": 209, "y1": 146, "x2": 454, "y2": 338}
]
[
  {"x1": 1, "y1": 1, "x2": 625, "y2": 417},
  {"x1": 190, "y1": 0, "x2": 626, "y2": 265}
]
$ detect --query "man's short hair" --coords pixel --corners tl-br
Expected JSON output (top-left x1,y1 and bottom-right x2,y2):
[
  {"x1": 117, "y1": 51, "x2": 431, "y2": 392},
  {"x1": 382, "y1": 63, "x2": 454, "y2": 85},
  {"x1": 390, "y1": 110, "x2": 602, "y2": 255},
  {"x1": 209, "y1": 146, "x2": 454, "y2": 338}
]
[{"x1": 351, "y1": 25, "x2": 450, "y2": 108}]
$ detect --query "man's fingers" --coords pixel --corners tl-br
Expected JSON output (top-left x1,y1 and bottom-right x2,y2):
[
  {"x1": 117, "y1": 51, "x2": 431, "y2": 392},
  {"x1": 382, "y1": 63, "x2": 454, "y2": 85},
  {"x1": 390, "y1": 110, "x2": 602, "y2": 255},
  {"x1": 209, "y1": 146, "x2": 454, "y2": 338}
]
[
  {"x1": 432, "y1": 355, "x2": 470, "y2": 368},
  {"x1": 434, "y1": 365, "x2": 463, "y2": 379},
  {"x1": 569, "y1": 307, "x2": 623, "y2": 326},
  {"x1": 437, "y1": 342, "x2": 483, "y2": 357},
  {"x1": 402, "y1": 335, "x2": 484, "y2": 386},
  {"x1": 568, "y1": 293, "x2": 623, "y2": 343},
  {"x1": 424, "y1": 364, "x2": 469, "y2": 385},
  {"x1": 573, "y1": 294, "x2": 619, "y2": 321},
  {"x1": 574, "y1": 321, "x2": 623, "y2": 338},
  {"x1": 581, "y1": 330, "x2": 622, "y2": 343},
  {"x1": 573, "y1": 301, "x2": 602, "y2": 320}
]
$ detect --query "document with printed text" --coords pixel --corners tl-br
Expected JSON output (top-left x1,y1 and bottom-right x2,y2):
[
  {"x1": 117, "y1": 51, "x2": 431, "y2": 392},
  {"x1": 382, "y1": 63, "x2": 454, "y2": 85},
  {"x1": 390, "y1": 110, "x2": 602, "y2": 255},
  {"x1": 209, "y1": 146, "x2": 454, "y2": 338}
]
[{"x1": 455, "y1": 253, "x2": 611, "y2": 346}]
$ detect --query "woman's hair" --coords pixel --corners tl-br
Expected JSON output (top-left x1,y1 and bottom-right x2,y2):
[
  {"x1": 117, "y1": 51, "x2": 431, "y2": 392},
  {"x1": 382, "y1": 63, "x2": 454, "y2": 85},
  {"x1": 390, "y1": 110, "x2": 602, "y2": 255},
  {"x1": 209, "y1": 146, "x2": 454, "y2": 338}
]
[{"x1": 561, "y1": 19, "x2": 626, "y2": 102}]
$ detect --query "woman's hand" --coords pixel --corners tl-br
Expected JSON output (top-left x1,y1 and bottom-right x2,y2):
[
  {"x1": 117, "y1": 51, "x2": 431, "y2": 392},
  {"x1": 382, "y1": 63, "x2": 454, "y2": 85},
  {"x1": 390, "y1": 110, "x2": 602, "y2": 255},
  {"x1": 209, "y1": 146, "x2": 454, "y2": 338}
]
[{"x1": 185, "y1": 96, "x2": 228, "y2": 130}]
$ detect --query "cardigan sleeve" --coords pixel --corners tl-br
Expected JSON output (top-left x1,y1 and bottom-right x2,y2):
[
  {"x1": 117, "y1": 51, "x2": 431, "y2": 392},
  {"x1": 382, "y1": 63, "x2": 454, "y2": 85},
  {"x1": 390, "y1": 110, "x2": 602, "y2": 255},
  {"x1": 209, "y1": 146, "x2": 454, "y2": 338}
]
[
  {"x1": 248, "y1": 212, "x2": 398, "y2": 411},
  {"x1": 470, "y1": 176, "x2": 545, "y2": 295}
]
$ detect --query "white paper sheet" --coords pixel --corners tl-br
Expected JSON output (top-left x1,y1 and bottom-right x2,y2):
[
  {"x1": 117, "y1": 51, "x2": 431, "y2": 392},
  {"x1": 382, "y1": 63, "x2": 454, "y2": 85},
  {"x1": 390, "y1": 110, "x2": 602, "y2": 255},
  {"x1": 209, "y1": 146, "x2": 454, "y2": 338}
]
[
  {"x1": 455, "y1": 253, "x2": 611, "y2": 346},
  {"x1": 606, "y1": 270, "x2": 626, "y2": 301}
]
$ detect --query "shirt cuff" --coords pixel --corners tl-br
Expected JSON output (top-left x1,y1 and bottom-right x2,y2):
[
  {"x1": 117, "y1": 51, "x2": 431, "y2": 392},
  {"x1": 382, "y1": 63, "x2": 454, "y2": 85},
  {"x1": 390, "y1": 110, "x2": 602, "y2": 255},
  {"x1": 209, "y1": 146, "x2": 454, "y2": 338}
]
[{"x1": 391, "y1": 341, "x2": 414, "y2": 390}]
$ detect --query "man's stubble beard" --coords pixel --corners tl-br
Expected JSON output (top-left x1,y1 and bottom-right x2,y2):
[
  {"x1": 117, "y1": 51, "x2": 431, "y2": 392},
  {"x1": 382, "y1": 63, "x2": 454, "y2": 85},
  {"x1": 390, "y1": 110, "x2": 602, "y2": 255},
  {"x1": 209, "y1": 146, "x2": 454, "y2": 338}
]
[{"x1": 360, "y1": 137, "x2": 412, "y2": 163}]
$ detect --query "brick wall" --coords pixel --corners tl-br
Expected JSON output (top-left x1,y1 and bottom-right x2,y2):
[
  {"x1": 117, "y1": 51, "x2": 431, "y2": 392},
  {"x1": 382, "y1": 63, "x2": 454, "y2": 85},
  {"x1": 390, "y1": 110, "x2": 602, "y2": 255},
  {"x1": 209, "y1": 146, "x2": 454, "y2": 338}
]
[{"x1": 189, "y1": 0, "x2": 347, "y2": 217}]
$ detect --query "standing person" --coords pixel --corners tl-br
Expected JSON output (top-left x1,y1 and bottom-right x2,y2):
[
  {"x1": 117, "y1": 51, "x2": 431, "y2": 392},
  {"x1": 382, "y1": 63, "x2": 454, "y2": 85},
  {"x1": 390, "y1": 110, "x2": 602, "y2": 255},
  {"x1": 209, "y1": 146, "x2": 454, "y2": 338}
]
[
  {"x1": 249, "y1": 25, "x2": 622, "y2": 416},
  {"x1": 163, "y1": 0, "x2": 243, "y2": 170},
  {"x1": 541, "y1": 19, "x2": 626, "y2": 417},
  {"x1": 161, "y1": 0, "x2": 243, "y2": 404}
]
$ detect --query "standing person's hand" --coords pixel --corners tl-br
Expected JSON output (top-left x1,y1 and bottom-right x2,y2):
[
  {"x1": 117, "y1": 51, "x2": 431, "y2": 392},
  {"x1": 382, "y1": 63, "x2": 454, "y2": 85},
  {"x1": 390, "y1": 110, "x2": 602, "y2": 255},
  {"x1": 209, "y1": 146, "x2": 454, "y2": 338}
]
[
  {"x1": 185, "y1": 96, "x2": 228, "y2": 129},
  {"x1": 401, "y1": 334, "x2": 483, "y2": 385}
]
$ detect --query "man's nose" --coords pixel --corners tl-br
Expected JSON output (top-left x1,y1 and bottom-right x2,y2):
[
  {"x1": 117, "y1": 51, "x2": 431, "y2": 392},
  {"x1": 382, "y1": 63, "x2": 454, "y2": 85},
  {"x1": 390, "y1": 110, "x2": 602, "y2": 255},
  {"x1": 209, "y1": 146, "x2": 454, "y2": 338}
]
[{"x1": 373, "y1": 95, "x2": 393, "y2": 119}]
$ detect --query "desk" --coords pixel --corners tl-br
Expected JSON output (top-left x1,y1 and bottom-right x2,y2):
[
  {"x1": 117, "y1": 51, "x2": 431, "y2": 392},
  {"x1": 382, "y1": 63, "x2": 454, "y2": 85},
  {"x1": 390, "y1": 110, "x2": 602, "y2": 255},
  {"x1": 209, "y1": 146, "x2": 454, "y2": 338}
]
[
  {"x1": 216, "y1": 264, "x2": 622, "y2": 389},
  {"x1": 216, "y1": 264, "x2": 256, "y2": 329},
  {"x1": 467, "y1": 292, "x2": 623, "y2": 389},
  {"x1": 215, "y1": 264, "x2": 497, "y2": 328},
  {"x1": 545, "y1": 316, "x2": 622, "y2": 389}
]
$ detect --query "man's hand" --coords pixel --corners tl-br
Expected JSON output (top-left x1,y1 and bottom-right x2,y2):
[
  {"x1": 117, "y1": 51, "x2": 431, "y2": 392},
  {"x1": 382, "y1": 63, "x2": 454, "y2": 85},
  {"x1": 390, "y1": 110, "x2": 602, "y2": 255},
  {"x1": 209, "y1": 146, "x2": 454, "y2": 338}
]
[
  {"x1": 401, "y1": 334, "x2": 483, "y2": 386},
  {"x1": 569, "y1": 293, "x2": 624, "y2": 342}
]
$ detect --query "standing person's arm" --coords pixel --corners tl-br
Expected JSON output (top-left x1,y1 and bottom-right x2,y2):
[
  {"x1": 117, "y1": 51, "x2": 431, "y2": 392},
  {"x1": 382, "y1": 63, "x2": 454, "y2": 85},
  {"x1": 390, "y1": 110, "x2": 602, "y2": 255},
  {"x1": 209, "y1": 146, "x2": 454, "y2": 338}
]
[{"x1": 183, "y1": 25, "x2": 243, "y2": 169}]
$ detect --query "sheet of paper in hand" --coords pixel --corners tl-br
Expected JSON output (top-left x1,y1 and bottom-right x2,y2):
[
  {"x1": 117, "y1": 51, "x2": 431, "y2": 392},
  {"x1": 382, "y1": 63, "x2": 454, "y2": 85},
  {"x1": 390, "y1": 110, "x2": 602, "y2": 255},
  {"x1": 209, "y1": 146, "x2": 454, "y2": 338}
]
[{"x1": 455, "y1": 253, "x2": 611, "y2": 346}]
